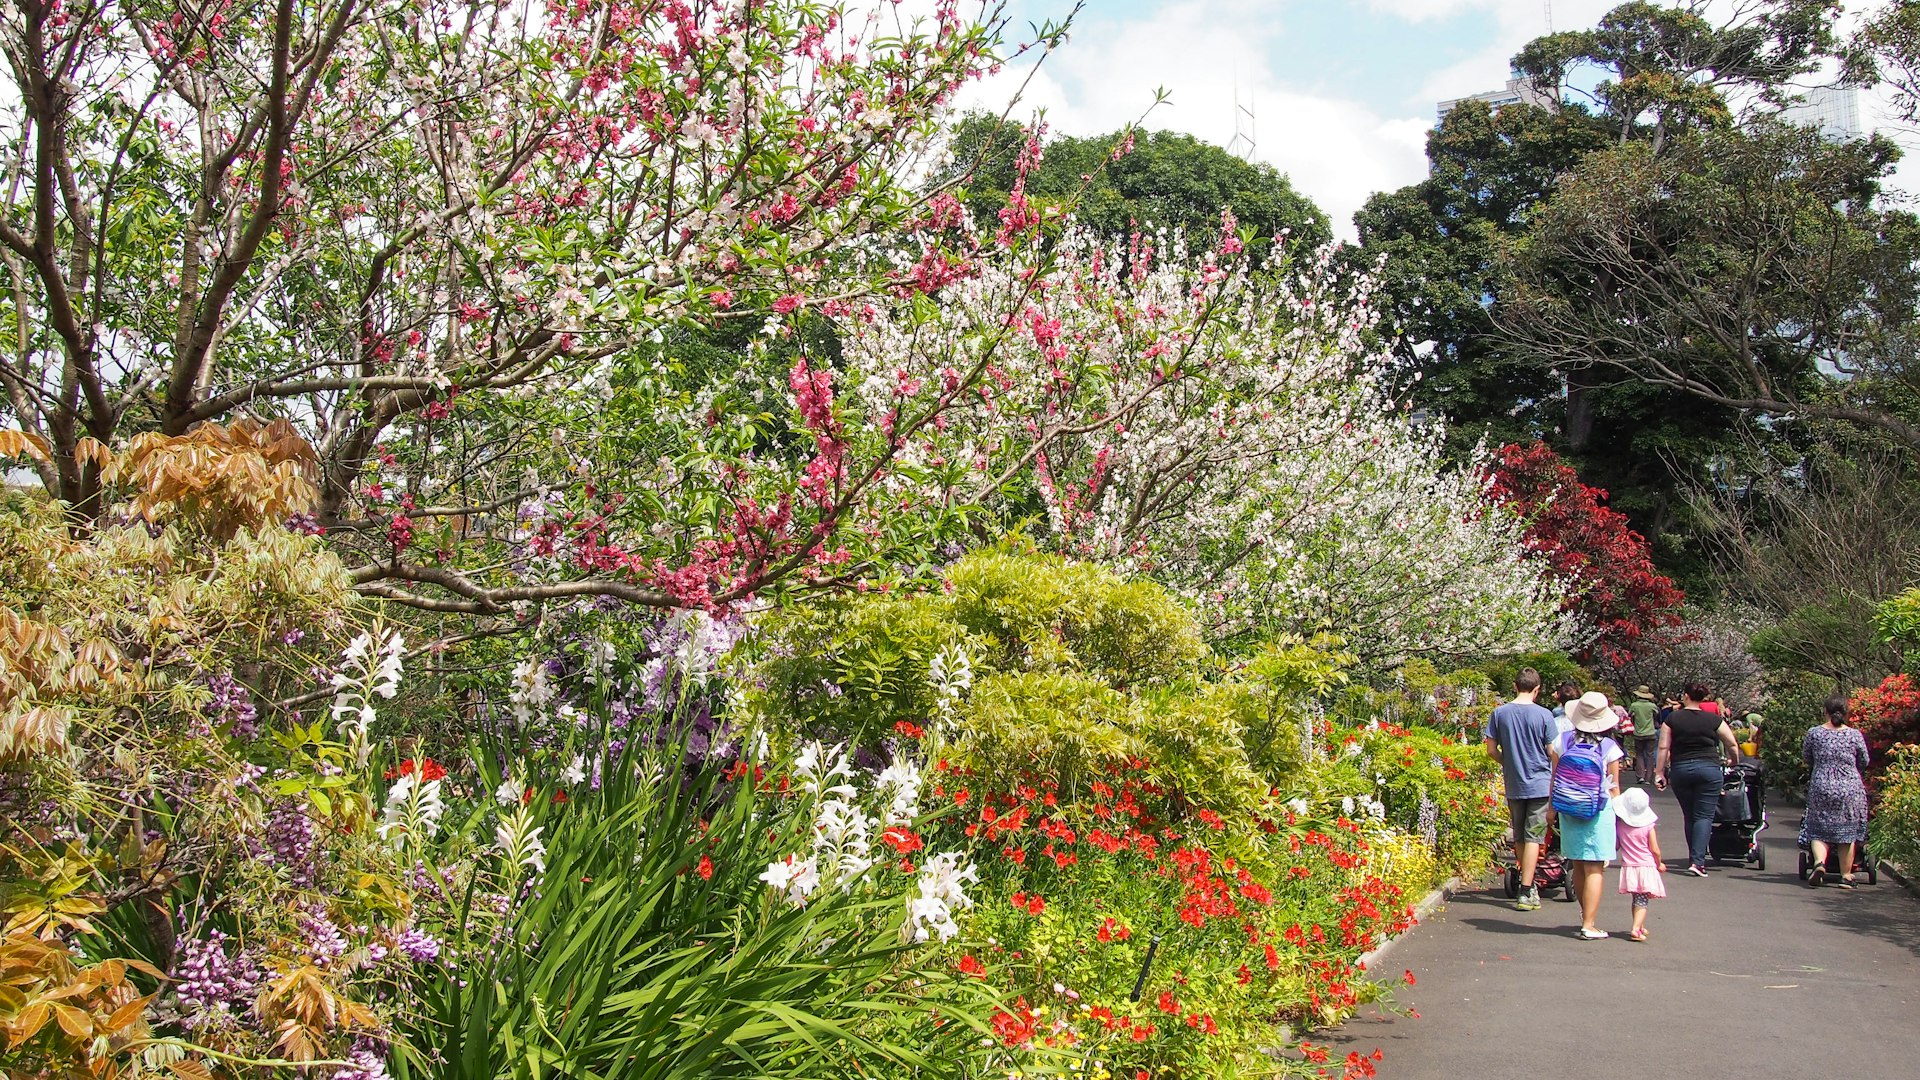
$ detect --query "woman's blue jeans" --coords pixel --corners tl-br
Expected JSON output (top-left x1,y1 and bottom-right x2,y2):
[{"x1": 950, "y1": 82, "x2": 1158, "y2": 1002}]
[{"x1": 1668, "y1": 759, "x2": 1724, "y2": 869}]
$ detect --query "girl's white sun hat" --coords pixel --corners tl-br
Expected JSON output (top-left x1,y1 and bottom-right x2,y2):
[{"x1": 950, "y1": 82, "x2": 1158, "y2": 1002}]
[{"x1": 1614, "y1": 786, "x2": 1658, "y2": 828}]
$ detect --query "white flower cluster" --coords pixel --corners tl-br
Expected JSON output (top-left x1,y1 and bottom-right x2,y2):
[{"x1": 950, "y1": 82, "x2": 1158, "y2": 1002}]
[
  {"x1": 926, "y1": 645, "x2": 973, "y2": 733},
  {"x1": 378, "y1": 772, "x2": 446, "y2": 851},
  {"x1": 759, "y1": 743, "x2": 976, "y2": 941},
  {"x1": 494, "y1": 799, "x2": 548, "y2": 878},
  {"x1": 331, "y1": 629, "x2": 404, "y2": 768},
  {"x1": 875, "y1": 753, "x2": 922, "y2": 826},
  {"x1": 509, "y1": 658, "x2": 554, "y2": 727},
  {"x1": 1341, "y1": 793, "x2": 1389, "y2": 823},
  {"x1": 907, "y1": 851, "x2": 978, "y2": 943}
]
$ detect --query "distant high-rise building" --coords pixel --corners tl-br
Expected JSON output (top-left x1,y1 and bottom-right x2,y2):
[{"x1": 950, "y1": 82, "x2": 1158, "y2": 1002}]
[
  {"x1": 1436, "y1": 77, "x2": 1555, "y2": 122},
  {"x1": 1780, "y1": 85, "x2": 1862, "y2": 139}
]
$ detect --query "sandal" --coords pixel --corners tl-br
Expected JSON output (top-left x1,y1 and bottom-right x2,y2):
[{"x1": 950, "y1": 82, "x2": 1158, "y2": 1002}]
[
  {"x1": 1628, "y1": 929, "x2": 1648, "y2": 942},
  {"x1": 1837, "y1": 877, "x2": 1856, "y2": 890},
  {"x1": 1576, "y1": 927, "x2": 1610, "y2": 940},
  {"x1": 1809, "y1": 867, "x2": 1827, "y2": 887}
]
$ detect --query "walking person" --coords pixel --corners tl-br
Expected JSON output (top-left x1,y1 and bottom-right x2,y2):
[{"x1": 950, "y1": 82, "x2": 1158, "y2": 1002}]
[
  {"x1": 1551, "y1": 692, "x2": 1626, "y2": 939},
  {"x1": 1655, "y1": 680, "x2": 1743, "y2": 877},
  {"x1": 1803, "y1": 695, "x2": 1871, "y2": 888},
  {"x1": 1484, "y1": 668, "x2": 1559, "y2": 911},
  {"x1": 1613, "y1": 786, "x2": 1666, "y2": 941},
  {"x1": 1627, "y1": 685, "x2": 1660, "y2": 784},
  {"x1": 1551, "y1": 680, "x2": 1581, "y2": 736}
]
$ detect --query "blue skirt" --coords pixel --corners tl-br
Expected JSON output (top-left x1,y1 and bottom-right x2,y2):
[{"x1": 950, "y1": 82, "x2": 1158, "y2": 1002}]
[{"x1": 1559, "y1": 804, "x2": 1617, "y2": 863}]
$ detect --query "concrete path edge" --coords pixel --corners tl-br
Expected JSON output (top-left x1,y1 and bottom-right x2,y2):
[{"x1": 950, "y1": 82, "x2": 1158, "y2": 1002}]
[
  {"x1": 1880, "y1": 858, "x2": 1920, "y2": 902},
  {"x1": 1357, "y1": 876, "x2": 1460, "y2": 974}
]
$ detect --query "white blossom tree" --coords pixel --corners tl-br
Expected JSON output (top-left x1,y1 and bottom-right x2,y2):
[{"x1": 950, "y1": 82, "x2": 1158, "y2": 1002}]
[{"x1": 841, "y1": 219, "x2": 1575, "y2": 661}]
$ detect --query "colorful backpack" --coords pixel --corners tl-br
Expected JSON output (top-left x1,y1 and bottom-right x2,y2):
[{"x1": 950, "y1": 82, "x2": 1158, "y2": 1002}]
[{"x1": 1550, "y1": 734, "x2": 1610, "y2": 819}]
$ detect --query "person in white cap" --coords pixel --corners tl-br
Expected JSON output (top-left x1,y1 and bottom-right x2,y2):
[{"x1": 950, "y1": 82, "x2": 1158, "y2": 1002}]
[
  {"x1": 1550, "y1": 691, "x2": 1627, "y2": 940},
  {"x1": 1612, "y1": 787, "x2": 1666, "y2": 941}
]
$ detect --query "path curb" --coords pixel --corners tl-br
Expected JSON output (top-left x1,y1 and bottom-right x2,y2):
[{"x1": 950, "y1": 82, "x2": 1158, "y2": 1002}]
[
  {"x1": 1878, "y1": 859, "x2": 1920, "y2": 902},
  {"x1": 1357, "y1": 876, "x2": 1460, "y2": 974}
]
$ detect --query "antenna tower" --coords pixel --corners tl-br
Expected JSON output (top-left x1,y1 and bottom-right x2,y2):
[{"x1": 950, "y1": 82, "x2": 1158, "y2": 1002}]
[
  {"x1": 1544, "y1": 0, "x2": 1553, "y2": 33},
  {"x1": 1227, "y1": 80, "x2": 1256, "y2": 161}
]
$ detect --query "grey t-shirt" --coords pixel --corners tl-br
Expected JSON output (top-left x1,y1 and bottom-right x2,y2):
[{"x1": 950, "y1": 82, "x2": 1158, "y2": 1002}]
[{"x1": 1486, "y1": 701, "x2": 1558, "y2": 800}]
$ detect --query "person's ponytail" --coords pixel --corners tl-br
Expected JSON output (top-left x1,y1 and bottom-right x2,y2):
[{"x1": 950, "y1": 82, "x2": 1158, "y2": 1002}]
[{"x1": 1824, "y1": 695, "x2": 1850, "y2": 727}]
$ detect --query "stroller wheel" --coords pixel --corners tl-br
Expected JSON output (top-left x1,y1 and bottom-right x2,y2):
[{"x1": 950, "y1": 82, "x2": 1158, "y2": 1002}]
[
  {"x1": 1755, "y1": 848, "x2": 1766, "y2": 871},
  {"x1": 1866, "y1": 862, "x2": 1879, "y2": 886},
  {"x1": 1563, "y1": 880, "x2": 1577, "y2": 902},
  {"x1": 1798, "y1": 849, "x2": 1811, "y2": 881},
  {"x1": 1504, "y1": 867, "x2": 1520, "y2": 899}
]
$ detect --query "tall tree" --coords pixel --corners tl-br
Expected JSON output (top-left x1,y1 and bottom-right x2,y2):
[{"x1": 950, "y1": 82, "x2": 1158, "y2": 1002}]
[
  {"x1": 1357, "y1": 0, "x2": 1849, "y2": 574},
  {"x1": 940, "y1": 114, "x2": 1330, "y2": 255}
]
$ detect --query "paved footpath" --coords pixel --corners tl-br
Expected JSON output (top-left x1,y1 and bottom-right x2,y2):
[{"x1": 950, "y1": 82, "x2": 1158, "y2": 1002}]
[{"x1": 1322, "y1": 787, "x2": 1920, "y2": 1078}]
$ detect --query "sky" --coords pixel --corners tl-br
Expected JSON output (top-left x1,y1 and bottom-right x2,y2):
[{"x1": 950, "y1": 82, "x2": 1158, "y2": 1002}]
[{"x1": 962, "y1": 0, "x2": 1914, "y2": 239}]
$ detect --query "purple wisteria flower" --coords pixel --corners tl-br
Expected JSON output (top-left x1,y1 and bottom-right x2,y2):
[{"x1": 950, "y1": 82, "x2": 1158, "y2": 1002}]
[
  {"x1": 204, "y1": 671, "x2": 259, "y2": 740},
  {"x1": 173, "y1": 931, "x2": 263, "y2": 1030}
]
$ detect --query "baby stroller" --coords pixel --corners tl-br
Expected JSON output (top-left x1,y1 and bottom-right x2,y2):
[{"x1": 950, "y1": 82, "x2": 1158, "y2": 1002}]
[
  {"x1": 1796, "y1": 825, "x2": 1879, "y2": 884},
  {"x1": 1502, "y1": 821, "x2": 1575, "y2": 902},
  {"x1": 1707, "y1": 761, "x2": 1767, "y2": 870}
]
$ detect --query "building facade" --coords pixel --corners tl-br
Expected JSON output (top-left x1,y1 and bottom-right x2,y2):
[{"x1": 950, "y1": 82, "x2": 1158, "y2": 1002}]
[{"x1": 1435, "y1": 77, "x2": 1556, "y2": 122}]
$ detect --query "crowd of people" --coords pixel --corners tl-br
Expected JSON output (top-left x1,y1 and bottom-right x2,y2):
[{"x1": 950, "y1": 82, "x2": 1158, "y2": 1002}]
[{"x1": 1482, "y1": 669, "x2": 1872, "y2": 940}]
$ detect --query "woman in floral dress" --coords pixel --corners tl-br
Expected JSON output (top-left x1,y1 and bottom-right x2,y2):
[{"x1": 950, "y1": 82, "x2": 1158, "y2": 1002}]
[{"x1": 1802, "y1": 695, "x2": 1871, "y2": 888}]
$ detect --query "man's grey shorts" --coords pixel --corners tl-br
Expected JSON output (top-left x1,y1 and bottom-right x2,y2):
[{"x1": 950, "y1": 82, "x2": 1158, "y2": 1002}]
[{"x1": 1508, "y1": 796, "x2": 1550, "y2": 845}]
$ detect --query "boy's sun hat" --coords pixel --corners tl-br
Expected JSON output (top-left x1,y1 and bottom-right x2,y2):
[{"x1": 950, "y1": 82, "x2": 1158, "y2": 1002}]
[
  {"x1": 1632, "y1": 685, "x2": 1656, "y2": 700},
  {"x1": 1614, "y1": 787, "x2": 1657, "y2": 828},
  {"x1": 1567, "y1": 691, "x2": 1618, "y2": 734}
]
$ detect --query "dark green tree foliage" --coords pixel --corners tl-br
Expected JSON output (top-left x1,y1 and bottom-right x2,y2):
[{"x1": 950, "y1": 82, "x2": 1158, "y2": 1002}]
[
  {"x1": 1352, "y1": 98, "x2": 1607, "y2": 452},
  {"x1": 1501, "y1": 123, "x2": 1920, "y2": 453},
  {"x1": 939, "y1": 114, "x2": 1329, "y2": 254},
  {"x1": 1354, "y1": 1, "x2": 1851, "y2": 577},
  {"x1": 1515, "y1": 0, "x2": 1841, "y2": 148}
]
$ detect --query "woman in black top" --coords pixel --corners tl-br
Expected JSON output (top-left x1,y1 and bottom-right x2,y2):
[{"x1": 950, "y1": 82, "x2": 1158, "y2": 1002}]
[{"x1": 1655, "y1": 680, "x2": 1743, "y2": 876}]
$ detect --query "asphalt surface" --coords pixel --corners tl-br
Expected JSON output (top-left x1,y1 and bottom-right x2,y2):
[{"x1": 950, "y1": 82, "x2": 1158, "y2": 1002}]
[{"x1": 1321, "y1": 783, "x2": 1920, "y2": 1079}]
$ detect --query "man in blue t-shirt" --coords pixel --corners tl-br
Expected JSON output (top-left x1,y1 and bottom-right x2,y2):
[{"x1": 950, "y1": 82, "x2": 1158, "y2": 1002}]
[{"x1": 1484, "y1": 668, "x2": 1558, "y2": 910}]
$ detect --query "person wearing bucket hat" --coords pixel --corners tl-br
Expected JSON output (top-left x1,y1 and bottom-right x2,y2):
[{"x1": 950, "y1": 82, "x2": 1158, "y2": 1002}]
[
  {"x1": 1612, "y1": 787, "x2": 1666, "y2": 941},
  {"x1": 1627, "y1": 687, "x2": 1660, "y2": 784},
  {"x1": 1550, "y1": 692, "x2": 1627, "y2": 940}
]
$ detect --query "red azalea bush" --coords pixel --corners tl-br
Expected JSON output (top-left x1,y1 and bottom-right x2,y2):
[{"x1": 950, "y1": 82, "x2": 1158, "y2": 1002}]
[
  {"x1": 1849, "y1": 674, "x2": 1920, "y2": 792},
  {"x1": 1484, "y1": 443, "x2": 1684, "y2": 665}
]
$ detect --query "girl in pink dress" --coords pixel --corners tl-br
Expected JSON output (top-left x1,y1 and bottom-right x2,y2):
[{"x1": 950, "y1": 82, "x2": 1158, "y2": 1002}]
[{"x1": 1613, "y1": 787, "x2": 1666, "y2": 941}]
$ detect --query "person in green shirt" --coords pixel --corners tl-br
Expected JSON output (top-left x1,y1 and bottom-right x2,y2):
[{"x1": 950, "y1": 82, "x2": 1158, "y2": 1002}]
[{"x1": 1627, "y1": 685, "x2": 1660, "y2": 784}]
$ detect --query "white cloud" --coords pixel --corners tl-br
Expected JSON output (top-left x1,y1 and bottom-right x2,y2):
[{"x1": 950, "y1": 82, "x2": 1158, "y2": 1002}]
[
  {"x1": 956, "y1": 0, "x2": 1920, "y2": 237},
  {"x1": 961, "y1": 0, "x2": 1433, "y2": 239}
]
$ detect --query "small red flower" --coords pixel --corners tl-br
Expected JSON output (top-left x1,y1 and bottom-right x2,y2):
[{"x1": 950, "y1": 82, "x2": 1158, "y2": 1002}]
[
  {"x1": 893, "y1": 720, "x2": 926, "y2": 739},
  {"x1": 696, "y1": 854, "x2": 714, "y2": 880},
  {"x1": 958, "y1": 954, "x2": 987, "y2": 978},
  {"x1": 1402, "y1": 969, "x2": 1417, "y2": 986},
  {"x1": 1026, "y1": 894, "x2": 1045, "y2": 916}
]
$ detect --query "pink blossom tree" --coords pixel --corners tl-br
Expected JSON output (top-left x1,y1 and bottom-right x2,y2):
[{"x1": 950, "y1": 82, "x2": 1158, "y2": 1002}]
[{"x1": 0, "y1": 0, "x2": 1069, "y2": 613}]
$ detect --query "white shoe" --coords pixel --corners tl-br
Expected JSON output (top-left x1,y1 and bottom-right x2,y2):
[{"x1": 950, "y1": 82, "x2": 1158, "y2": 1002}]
[{"x1": 1576, "y1": 928, "x2": 1610, "y2": 940}]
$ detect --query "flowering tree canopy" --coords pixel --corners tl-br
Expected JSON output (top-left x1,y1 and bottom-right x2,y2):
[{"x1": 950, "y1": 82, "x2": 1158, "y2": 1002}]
[
  {"x1": 1485, "y1": 441, "x2": 1685, "y2": 665},
  {"x1": 0, "y1": 0, "x2": 1043, "y2": 613},
  {"x1": 841, "y1": 221, "x2": 1575, "y2": 661}
]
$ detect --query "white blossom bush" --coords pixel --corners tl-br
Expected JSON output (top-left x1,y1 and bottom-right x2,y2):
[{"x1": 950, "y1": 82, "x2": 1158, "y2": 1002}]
[{"x1": 841, "y1": 222, "x2": 1575, "y2": 661}]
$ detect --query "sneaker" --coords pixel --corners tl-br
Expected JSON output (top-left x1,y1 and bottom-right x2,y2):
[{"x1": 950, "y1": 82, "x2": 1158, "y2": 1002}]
[
  {"x1": 1513, "y1": 888, "x2": 1541, "y2": 911},
  {"x1": 1576, "y1": 928, "x2": 1610, "y2": 940},
  {"x1": 1682, "y1": 865, "x2": 1709, "y2": 878}
]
